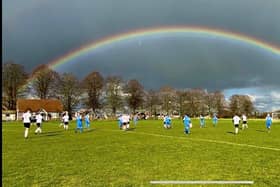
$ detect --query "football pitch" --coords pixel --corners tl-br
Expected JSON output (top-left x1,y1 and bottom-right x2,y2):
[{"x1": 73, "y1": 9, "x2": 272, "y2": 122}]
[{"x1": 2, "y1": 119, "x2": 280, "y2": 187}]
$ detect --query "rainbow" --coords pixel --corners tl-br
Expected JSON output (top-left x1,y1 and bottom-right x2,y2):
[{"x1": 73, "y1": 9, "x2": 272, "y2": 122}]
[{"x1": 48, "y1": 25, "x2": 280, "y2": 70}]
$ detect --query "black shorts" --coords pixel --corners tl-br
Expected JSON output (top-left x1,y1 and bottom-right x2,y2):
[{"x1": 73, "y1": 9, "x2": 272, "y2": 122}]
[
  {"x1": 36, "y1": 123, "x2": 41, "y2": 127},
  {"x1": 64, "y1": 122, "x2": 69, "y2": 125},
  {"x1": 234, "y1": 124, "x2": 239, "y2": 128},
  {"x1": 122, "y1": 122, "x2": 127, "y2": 125},
  {"x1": 24, "y1": 123, "x2": 30, "y2": 128},
  {"x1": 243, "y1": 121, "x2": 247, "y2": 124}
]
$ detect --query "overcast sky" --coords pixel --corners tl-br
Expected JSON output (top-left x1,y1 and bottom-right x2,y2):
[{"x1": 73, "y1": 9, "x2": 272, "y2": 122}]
[{"x1": 3, "y1": 0, "x2": 280, "y2": 112}]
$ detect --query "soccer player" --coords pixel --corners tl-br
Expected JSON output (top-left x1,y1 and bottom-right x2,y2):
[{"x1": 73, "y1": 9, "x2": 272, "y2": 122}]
[
  {"x1": 163, "y1": 115, "x2": 172, "y2": 129},
  {"x1": 75, "y1": 112, "x2": 83, "y2": 133},
  {"x1": 199, "y1": 114, "x2": 205, "y2": 128},
  {"x1": 133, "y1": 113, "x2": 139, "y2": 127},
  {"x1": 163, "y1": 115, "x2": 168, "y2": 128},
  {"x1": 212, "y1": 114, "x2": 218, "y2": 127},
  {"x1": 121, "y1": 114, "x2": 129, "y2": 130},
  {"x1": 31, "y1": 112, "x2": 36, "y2": 126},
  {"x1": 121, "y1": 114, "x2": 127, "y2": 130},
  {"x1": 22, "y1": 110, "x2": 32, "y2": 139},
  {"x1": 265, "y1": 114, "x2": 273, "y2": 133},
  {"x1": 232, "y1": 114, "x2": 241, "y2": 134},
  {"x1": 35, "y1": 112, "x2": 43, "y2": 134},
  {"x1": 85, "y1": 113, "x2": 90, "y2": 129},
  {"x1": 118, "y1": 115, "x2": 122, "y2": 129},
  {"x1": 62, "y1": 111, "x2": 70, "y2": 130},
  {"x1": 59, "y1": 112, "x2": 64, "y2": 127},
  {"x1": 183, "y1": 114, "x2": 192, "y2": 134},
  {"x1": 126, "y1": 114, "x2": 131, "y2": 129},
  {"x1": 242, "y1": 114, "x2": 248, "y2": 130}
]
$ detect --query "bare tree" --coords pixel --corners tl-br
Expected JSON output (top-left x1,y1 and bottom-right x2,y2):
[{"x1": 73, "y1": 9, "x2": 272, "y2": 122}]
[
  {"x1": 146, "y1": 89, "x2": 160, "y2": 118},
  {"x1": 230, "y1": 95, "x2": 240, "y2": 115},
  {"x1": 242, "y1": 96, "x2": 255, "y2": 116},
  {"x1": 58, "y1": 73, "x2": 81, "y2": 117},
  {"x1": 204, "y1": 90, "x2": 226, "y2": 116},
  {"x1": 230, "y1": 95, "x2": 254, "y2": 116},
  {"x1": 176, "y1": 90, "x2": 187, "y2": 117},
  {"x1": 2, "y1": 62, "x2": 28, "y2": 110},
  {"x1": 205, "y1": 92, "x2": 215, "y2": 115},
  {"x1": 105, "y1": 76, "x2": 123, "y2": 116},
  {"x1": 82, "y1": 71, "x2": 104, "y2": 112},
  {"x1": 31, "y1": 64, "x2": 60, "y2": 99},
  {"x1": 184, "y1": 89, "x2": 198, "y2": 117},
  {"x1": 159, "y1": 86, "x2": 176, "y2": 114},
  {"x1": 126, "y1": 79, "x2": 144, "y2": 113},
  {"x1": 213, "y1": 91, "x2": 226, "y2": 115},
  {"x1": 192, "y1": 89, "x2": 207, "y2": 116}
]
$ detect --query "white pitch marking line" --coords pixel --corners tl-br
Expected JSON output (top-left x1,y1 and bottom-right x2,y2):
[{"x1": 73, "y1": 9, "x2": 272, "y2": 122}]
[
  {"x1": 128, "y1": 131, "x2": 280, "y2": 152},
  {"x1": 102, "y1": 129, "x2": 280, "y2": 152},
  {"x1": 150, "y1": 180, "x2": 254, "y2": 184}
]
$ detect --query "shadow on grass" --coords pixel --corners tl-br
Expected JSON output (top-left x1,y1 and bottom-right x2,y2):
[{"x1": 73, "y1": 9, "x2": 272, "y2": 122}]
[
  {"x1": 43, "y1": 133, "x2": 62, "y2": 137},
  {"x1": 33, "y1": 133, "x2": 62, "y2": 137},
  {"x1": 256, "y1": 129, "x2": 266, "y2": 133},
  {"x1": 73, "y1": 128, "x2": 97, "y2": 133},
  {"x1": 226, "y1": 131, "x2": 235, "y2": 135},
  {"x1": 126, "y1": 128, "x2": 136, "y2": 131},
  {"x1": 83, "y1": 129, "x2": 95, "y2": 133},
  {"x1": 42, "y1": 130, "x2": 65, "y2": 134}
]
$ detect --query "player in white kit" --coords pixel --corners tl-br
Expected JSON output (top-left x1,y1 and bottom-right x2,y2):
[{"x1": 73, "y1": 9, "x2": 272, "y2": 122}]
[
  {"x1": 22, "y1": 110, "x2": 32, "y2": 139},
  {"x1": 232, "y1": 114, "x2": 241, "y2": 134},
  {"x1": 242, "y1": 114, "x2": 248, "y2": 130}
]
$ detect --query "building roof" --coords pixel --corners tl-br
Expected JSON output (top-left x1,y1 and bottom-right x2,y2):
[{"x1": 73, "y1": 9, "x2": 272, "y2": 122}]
[{"x1": 17, "y1": 99, "x2": 63, "y2": 113}]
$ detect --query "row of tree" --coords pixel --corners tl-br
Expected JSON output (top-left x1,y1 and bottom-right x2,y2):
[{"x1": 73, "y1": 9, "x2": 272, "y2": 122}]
[{"x1": 2, "y1": 62, "x2": 255, "y2": 117}]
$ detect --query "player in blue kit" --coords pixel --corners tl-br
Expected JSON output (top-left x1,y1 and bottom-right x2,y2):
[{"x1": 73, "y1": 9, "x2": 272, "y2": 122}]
[
  {"x1": 163, "y1": 115, "x2": 172, "y2": 129},
  {"x1": 75, "y1": 112, "x2": 83, "y2": 133},
  {"x1": 85, "y1": 113, "x2": 90, "y2": 129},
  {"x1": 212, "y1": 114, "x2": 218, "y2": 127},
  {"x1": 183, "y1": 114, "x2": 192, "y2": 134},
  {"x1": 265, "y1": 114, "x2": 273, "y2": 133},
  {"x1": 199, "y1": 114, "x2": 205, "y2": 128},
  {"x1": 118, "y1": 115, "x2": 122, "y2": 129},
  {"x1": 133, "y1": 113, "x2": 139, "y2": 127}
]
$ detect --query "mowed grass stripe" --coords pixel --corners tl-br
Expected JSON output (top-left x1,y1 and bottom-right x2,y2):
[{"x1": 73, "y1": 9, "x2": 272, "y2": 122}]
[
  {"x1": 102, "y1": 129, "x2": 280, "y2": 152},
  {"x1": 2, "y1": 120, "x2": 280, "y2": 187}
]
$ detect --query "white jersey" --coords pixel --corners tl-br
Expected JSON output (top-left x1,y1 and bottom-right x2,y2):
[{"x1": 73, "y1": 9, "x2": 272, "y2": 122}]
[
  {"x1": 233, "y1": 116, "x2": 241, "y2": 125},
  {"x1": 36, "y1": 114, "x2": 43, "y2": 123},
  {"x1": 122, "y1": 115, "x2": 130, "y2": 123},
  {"x1": 23, "y1": 112, "x2": 31, "y2": 123},
  {"x1": 62, "y1": 115, "x2": 69, "y2": 122},
  {"x1": 242, "y1": 115, "x2": 247, "y2": 121}
]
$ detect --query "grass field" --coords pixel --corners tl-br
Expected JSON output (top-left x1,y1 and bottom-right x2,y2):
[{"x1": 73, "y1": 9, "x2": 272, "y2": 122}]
[{"x1": 2, "y1": 119, "x2": 280, "y2": 187}]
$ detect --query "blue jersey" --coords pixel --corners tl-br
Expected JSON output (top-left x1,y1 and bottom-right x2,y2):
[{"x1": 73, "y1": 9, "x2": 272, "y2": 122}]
[
  {"x1": 168, "y1": 117, "x2": 172, "y2": 124},
  {"x1": 266, "y1": 116, "x2": 272, "y2": 125},
  {"x1": 213, "y1": 116, "x2": 218, "y2": 122},
  {"x1": 85, "y1": 115, "x2": 90, "y2": 124},
  {"x1": 77, "y1": 115, "x2": 83, "y2": 128},
  {"x1": 200, "y1": 116, "x2": 205, "y2": 124},
  {"x1": 163, "y1": 116, "x2": 171, "y2": 125},
  {"x1": 183, "y1": 116, "x2": 191, "y2": 127},
  {"x1": 134, "y1": 116, "x2": 138, "y2": 121},
  {"x1": 118, "y1": 117, "x2": 122, "y2": 125}
]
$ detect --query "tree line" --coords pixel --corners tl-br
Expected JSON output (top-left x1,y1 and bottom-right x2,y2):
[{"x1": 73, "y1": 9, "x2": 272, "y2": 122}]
[{"x1": 2, "y1": 61, "x2": 255, "y2": 118}]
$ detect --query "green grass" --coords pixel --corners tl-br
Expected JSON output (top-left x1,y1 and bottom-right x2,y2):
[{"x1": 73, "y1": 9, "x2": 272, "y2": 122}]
[{"x1": 2, "y1": 119, "x2": 280, "y2": 187}]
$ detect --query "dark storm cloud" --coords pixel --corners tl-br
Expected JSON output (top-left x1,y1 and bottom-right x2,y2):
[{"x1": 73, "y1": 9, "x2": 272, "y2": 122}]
[
  {"x1": 55, "y1": 37, "x2": 280, "y2": 90},
  {"x1": 3, "y1": 0, "x2": 280, "y2": 68},
  {"x1": 3, "y1": 0, "x2": 280, "y2": 111}
]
